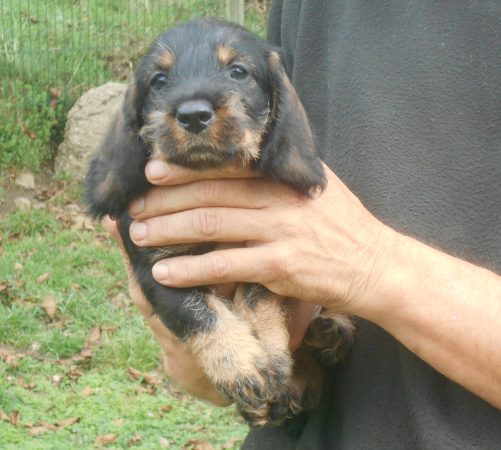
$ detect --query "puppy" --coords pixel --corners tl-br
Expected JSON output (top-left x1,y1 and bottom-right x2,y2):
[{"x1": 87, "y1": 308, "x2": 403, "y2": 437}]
[{"x1": 85, "y1": 19, "x2": 354, "y2": 426}]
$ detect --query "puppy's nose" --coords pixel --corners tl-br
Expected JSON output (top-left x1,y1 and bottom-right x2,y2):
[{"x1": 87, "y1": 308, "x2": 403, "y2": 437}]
[{"x1": 175, "y1": 100, "x2": 214, "y2": 134}]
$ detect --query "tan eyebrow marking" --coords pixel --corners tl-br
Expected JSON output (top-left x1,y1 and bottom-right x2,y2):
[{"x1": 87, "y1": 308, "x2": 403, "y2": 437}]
[
  {"x1": 216, "y1": 44, "x2": 238, "y2": 65},
  {"x1": 158, "y1": 50, "x2": 175, "y2": 70}
]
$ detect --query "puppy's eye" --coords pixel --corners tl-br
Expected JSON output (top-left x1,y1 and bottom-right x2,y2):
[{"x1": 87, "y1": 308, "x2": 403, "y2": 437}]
[
  {"x1": 151, "y1": 72, "x2": 168, "y2": 89},
  {"x1": 228, "y1": 64, "x2": 249, "y2": 80}
]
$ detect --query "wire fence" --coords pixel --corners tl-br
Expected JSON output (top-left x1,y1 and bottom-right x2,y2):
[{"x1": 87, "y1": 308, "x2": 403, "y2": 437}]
[{"x1": 0, "y1": 0, "x2": 269, "y2": 124}]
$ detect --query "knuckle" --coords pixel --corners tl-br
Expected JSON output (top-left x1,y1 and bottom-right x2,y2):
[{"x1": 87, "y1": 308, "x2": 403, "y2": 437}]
[
  {"x1": 272, "y1": 214, "x2": 299, "y2": 238},
  {"x1": 267, "y1": 245, "x2": 292, "y2": 278},
  {"x1": 198, "y1": 179, "x2": 221, "y2": 204},
  {"x1": 193, "y1": 208, "x2": 219, "y2": 237},
  {"x1": 204, "y1": 254, "x2": 230, "y2": 280}
]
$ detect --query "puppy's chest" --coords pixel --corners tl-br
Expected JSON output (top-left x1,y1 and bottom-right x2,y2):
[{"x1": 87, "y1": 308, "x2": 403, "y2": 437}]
[{"x1": 142, "y1": 242, "x2": 216, "y2": 265}]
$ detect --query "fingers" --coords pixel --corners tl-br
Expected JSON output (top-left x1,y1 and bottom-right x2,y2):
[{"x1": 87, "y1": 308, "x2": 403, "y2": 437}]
[
  {"x1": 145, "y1": 159, "x2": 260, "y2": 186},
  {"x1": 130, "y1": 207, "x2": 271, "y2": 247},
  {"x1": 128, "y1": 176, "x2": 289, "y2": 220},
  {"x1": 151, "y1": 247, "x2": 279, "y2": 288}
]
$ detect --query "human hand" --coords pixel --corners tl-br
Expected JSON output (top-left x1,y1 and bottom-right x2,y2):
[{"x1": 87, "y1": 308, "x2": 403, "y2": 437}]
[
  {"x1": 128, "y1": 160, "x2": 320, "y2": 350},
  {"x1": 129, "y1": 159, "x2": 392, "y2": 320}
]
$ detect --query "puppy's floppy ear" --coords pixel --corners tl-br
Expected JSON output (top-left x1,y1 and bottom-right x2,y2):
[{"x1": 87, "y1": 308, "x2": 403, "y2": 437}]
[
  {"x1": 85, "y1": 83, "x2": 151, "y2": 219},
  {"x1": 257, "y1": 50, "x2": 326, "y2": 196}
]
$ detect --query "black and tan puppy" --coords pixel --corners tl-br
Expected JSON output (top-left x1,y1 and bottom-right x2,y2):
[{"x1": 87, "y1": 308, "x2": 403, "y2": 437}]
[{"x1": 86, "y1": 19, "x2": 353, "y2": 426}]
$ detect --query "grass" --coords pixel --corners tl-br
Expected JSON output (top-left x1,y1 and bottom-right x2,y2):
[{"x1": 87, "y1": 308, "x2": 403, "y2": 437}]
[
  {"x1": 0, "y1": 0, "x2": 269, "y2": 171},
  {"x1": 0, "y1": 193, "x2": 248, "y2": 448},
  {"x1": 0, "y1": 3, "x2": 269, "y2": 446}
]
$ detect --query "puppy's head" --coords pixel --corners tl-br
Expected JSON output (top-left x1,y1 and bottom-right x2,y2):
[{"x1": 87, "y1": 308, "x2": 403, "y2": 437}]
[
  {"x1": 138, "y1": 20, "x2": 274, "y2": 168},
  {"x1": 86, "y1": 20, "x2": 325, "y2": 219}
]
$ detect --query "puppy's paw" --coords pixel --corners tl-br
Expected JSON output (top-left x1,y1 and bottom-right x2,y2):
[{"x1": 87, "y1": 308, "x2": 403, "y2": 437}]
[
  {"x1": 188, "y1": 304, "x2": 292, "y2": 419},
  {"x1": 304, "y1": 311, "x2": 355, "y2": 365},
  {"x1": 235, "y1": 353, "x2": 293, "y2": 427}
]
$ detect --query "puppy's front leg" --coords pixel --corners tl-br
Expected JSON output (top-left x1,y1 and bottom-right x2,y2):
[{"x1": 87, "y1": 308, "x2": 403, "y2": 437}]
[{"x1": 117, "y1": 216, "x2": 279, "y2": 418}]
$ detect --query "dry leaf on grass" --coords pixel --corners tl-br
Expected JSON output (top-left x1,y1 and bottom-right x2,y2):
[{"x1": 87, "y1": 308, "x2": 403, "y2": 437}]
[
  {"x1": 9, "y1": 410, "x2": 20, "y2": 425},
  {"x1": 95, "y1": 433, "x2": 118, "y2": 446},
  {"x1": 41, "y1": 295, "x2": 58, "y2": 319},
  {"x1": 58, "y1": 326, "x2": 102, "y2": 367},
  {"x1": 159, "y1": 437, "x2": 171, "y2": 448},
  {"x1": 29, "y1": 425, "x2": 51, "y2": 436},
  {"x1": 158, "y1": 405, "x2": 173, "y2": 416},
  {"x1": 0, "y1": 347, "x2": 21, "y2": 367},
  {"x1": 127, "y1": 434, "x2": 143, "y2": 446},
  {"x1": 26, "y1": 417, "x2": 80, "y2": 435},
  {"x1": 82, "y1": 386, "x2": 94, "y2": 397},
  {"x1": 127, "y1": 367, "x2": 142, "y2": 381},
  {"x1": 0, "y1": 409, "x2": 11, "y2": 421},
  {"x1": 221, "y1": 436, "x2": 242, "y2": 449},
  {"x1": 183, "y1": 439, "x2": 216, "y2": 450},
  {"x1": 56, "y1": 416, "x2": 80, "y2": 428},
  {"x1": 36, "y1": 272, "x2": 51, "y2": 283}
]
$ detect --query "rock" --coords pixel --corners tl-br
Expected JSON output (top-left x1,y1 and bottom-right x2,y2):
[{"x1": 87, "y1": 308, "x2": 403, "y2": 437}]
[
  {"x1": 14, "y1": 172, "x2": 35, "y2": 189},
  {"x1": 14, "y1": 197, "x2": 32, "y2": 211},
  {"x1": 55, "y1": 82, "x2": 127, "y2": 181}
]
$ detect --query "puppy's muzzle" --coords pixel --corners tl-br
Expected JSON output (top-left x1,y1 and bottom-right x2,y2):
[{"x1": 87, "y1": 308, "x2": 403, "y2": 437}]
[{"x1": 175, "y1": 99, "x2": 215, "y2": 134}]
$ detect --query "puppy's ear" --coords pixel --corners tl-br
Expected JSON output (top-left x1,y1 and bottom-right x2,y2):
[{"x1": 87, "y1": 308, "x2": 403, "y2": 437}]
[
  {"x1": 85, "y1": 83, "x2": 151, "y2": 219},
  {"x1": 258, "y1": 50, "x2": 326, "y2": 196}
]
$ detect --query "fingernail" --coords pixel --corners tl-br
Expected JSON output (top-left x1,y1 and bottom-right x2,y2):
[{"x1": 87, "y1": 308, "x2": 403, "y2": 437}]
[
  {"x1": 130, "y1": 221, "x2": 147, "y2": 241},
  {"x1": 153, "y1": 262, "x2": 169, "y2": 281},
  {"x1": 146, "y1": 159, "x2": 170, "y2": 181},
  {"x1": 128, "y1": 196, "x2": 144, "y2": 216}
]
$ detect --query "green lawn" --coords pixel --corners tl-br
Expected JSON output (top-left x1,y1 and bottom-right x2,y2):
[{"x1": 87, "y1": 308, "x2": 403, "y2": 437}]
[
  {"x1": 0, "y1": 190, "x2": 248, "y2": 448},
  {"x1": 0, "y1": 3, "x2": 269, "y2": 446},
  {"x1": 0, "y1": 0, "x2": 269, "y2": 171}
]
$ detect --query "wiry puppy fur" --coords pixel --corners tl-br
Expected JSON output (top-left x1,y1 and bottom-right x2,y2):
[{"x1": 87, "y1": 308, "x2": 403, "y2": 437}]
[{"x1": 85, "y1": 19, "x2": 354, "y2": 426}]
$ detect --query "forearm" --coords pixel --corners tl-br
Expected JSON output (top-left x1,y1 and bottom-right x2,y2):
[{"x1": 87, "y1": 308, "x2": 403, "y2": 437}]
[{"x1": 361, "y1": 230, "x2": 501, "y2": 409}]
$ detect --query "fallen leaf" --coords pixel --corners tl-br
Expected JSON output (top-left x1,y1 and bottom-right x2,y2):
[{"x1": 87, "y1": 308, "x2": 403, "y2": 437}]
[
  {"x1": 39, "y1": 420, "x2": 57, "y2": 431},
  {"x1": 159, "y1": 438, "x2": 171, "y2": 448},
  {"x1": 21, "y1": 124, "x2": 37, "y2": 140},
  {"x1": 95, "y1": 434, "x2": 118, "y2": 446},
  {"x1": 14, "y1": 262, "x2": 23, "y2": 271},
  {"x1": 183, "y1": 440, "x2": 216, "y2": 450},
  {"x1": 114, "y1": 418, "x2": 124, "y2": 426},
  {"x1": 158, "y1": 405, "x2": 173, "y2": 416},
  {"x1": 0, "y1": 347, "x2": 20, "y2": 367},
  {"x1": 143, "y1": 372, "x2": 163, "y2": 386},
  {"x1": 67, "y1": 365, "x2": 83, "y2": 381},
  {"x1": 82, "y1": 386, "x2": 93, "y2": 397},
  {"x1": 29, "y1": 426, "x2": 51, "y2": 436},
  {"x1": 87, "y1": 326, "x2": 101, "y2": 345},
  {"x1": 36, "y1": 272, "x2": 51, "y2": 283},
  {"x1": 128, "y1": 367, "x2": 142, "y2": 381},
  {"x1": 41, "y1": 295, "x2": 58, "y2": 319},
  {"x1": 0, "y1": 409, "x2": 10, "y2": 421},
  {"x1": 16, "y1": 378, "x2": 35, "y2": 390},
  {"x1": 221, "y1": 436, "x2": 242, "y2": 449},
  {"x1": 127, "y1": 434, "x2": 143, "y2": 446},
  {"x1": 9, "y1": 410, "x2": 20, "y2": 425},
  {"x1": 134, "y1": 385, "x2": 155, "y2": 395},
  {"x1": 52, "y1": 374, "x2": 63, "y2": 386},
  {"x1": 56, "y1": 416, "x2": 80, "y2": 428}
]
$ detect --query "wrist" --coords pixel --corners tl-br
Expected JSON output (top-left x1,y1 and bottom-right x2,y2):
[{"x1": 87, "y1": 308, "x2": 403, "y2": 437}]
[{"x1": 347, "y1": 224, "x2": 412, "y2": 324}]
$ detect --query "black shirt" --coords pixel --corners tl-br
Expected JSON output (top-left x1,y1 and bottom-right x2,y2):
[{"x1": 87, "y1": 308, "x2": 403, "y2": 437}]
[{"x1": 244, "y1": 1, "x2": 501, "y2": 448}]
